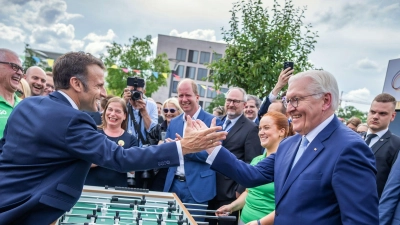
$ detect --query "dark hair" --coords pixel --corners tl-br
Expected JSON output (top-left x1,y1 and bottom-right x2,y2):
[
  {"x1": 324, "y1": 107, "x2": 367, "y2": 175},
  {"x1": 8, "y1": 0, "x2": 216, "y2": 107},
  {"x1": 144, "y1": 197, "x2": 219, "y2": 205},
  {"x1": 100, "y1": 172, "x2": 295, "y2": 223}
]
[
  {"x1": 53, "y1": 52, "x2": 105, "y2": 91},
  {"x1": 373, "y1": 93, "x2": 396, "y2": 109},
  {"x1": 346, "y1": 117, "x2": 361, "y2": 127},
  {"x1": 100, "y1": 95, "x2": 115, "y2": 111}
]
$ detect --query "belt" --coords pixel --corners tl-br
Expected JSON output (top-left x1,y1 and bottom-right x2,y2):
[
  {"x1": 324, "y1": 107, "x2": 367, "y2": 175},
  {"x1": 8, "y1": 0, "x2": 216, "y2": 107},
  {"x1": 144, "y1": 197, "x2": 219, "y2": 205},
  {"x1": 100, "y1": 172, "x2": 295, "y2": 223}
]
[{"x1": 174, "y1": 175, "x2": 186, "y2": 182}]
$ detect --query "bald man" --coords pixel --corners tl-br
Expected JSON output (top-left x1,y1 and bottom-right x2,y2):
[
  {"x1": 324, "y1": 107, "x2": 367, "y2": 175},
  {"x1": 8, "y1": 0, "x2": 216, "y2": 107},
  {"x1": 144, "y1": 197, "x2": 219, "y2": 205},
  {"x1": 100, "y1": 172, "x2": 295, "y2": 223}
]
[{"x1": 24, "y1": 66, "x2": 47, "y2": 96}]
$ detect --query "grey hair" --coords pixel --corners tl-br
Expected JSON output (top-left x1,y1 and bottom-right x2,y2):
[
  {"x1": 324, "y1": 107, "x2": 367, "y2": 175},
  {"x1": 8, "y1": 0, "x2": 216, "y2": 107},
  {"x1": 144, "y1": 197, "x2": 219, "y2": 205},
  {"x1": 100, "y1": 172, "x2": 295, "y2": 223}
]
[
  {"x1": 226, "y1": 87, "x2": 247, "y2": 102},
  {"x1": 246, "y1": 95, "x2": 261, "y2": 108},
  {"x1": 289, "y1": 70, "x2": 339, "y2": 111},
  {"x1": 0, "y1": 48, "x2": 20, "y2": 62}
]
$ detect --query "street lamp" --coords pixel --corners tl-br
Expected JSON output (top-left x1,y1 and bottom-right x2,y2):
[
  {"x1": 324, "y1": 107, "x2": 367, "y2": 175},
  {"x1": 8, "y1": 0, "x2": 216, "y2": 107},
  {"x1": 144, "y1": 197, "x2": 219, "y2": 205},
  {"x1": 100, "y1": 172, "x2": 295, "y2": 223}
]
[{"x1": 168, "y1": 58, "x2": 183, "y2": 98}]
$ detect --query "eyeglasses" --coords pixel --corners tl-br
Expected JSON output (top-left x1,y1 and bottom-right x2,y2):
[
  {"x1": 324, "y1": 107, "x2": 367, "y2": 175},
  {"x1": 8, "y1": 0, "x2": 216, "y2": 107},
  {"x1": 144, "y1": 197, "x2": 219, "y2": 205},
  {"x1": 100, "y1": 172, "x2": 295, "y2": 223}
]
[
  {"x1": 0, "y1": 61, "x2": 24, "y2": 74},
  {"x1": 16, "y1": 89, "x2": 24, "y2": 98},
  {"x1": 284, "y1": 93, "x2": 324, "y2": 108},
  {"x1": 163, "y1": 108, "x2": 177, "y2": 114},
  {"x1": 226, "y1": 98, "x2": 244, "y2": 105}
]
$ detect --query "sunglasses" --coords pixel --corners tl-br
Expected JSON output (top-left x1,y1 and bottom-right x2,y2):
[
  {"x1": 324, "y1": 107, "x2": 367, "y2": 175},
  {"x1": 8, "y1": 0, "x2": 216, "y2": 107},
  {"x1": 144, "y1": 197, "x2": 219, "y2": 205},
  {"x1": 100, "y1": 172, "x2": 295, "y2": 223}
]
[
  {"x1": 163, "y1": 108, "x2": 177, "y2": 114},
  {"x1": 0, "y1": 61, "x2": 24, "y2": 74}
]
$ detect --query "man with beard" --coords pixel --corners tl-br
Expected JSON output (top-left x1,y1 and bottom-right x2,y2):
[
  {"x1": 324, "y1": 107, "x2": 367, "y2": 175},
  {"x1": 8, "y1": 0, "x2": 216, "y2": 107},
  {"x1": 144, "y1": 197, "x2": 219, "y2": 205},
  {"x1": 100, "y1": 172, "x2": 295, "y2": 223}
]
[{"x1": 24, "y1": 66, "x2": 47, "y2": 96}]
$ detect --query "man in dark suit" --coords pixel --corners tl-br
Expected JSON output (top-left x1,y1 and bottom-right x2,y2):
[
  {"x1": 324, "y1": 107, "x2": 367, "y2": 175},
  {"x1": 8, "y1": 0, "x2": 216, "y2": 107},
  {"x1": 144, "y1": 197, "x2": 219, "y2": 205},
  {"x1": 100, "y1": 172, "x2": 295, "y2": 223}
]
[
  {"x1": 0, "y1": 52, "x2": 226, "y2": 225},
  {"x1": 244, "y1": 94, "x2": 261, "y2": 125},
  {"x1": 205, "y1": 70, "x2": 378, "y2": 224},
  {"x1": 164, "y1": 79, "x2": 221, "y2": 212},
  {"x1": 365, "y1": 93, "x2": 400, "y2": 198},
  {"x1": 207, "y1": 87, "x2": 262, "y2": 225}
]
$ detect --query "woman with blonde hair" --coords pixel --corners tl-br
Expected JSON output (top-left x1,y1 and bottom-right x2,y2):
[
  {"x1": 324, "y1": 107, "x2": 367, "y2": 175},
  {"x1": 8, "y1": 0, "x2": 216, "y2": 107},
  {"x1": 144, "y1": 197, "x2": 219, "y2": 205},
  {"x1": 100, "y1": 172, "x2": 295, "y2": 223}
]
[
  {"x1": 16, "y1": 78, "x2": 31, "y2": 99},
  {"x1": 85, "y1": 97, "x2": 138, "y2": 187}
]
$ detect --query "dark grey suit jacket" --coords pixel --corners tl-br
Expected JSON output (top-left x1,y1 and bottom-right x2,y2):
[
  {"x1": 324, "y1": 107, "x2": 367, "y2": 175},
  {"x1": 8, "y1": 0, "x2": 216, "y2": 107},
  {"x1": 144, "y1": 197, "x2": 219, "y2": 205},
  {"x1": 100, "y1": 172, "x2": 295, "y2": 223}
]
[
  {"x1": 216, "y1": 114, "x2": 262, "y2": 200},
  {"x1": 369, "y1": 130, "x2": 400, "y2": 198}
]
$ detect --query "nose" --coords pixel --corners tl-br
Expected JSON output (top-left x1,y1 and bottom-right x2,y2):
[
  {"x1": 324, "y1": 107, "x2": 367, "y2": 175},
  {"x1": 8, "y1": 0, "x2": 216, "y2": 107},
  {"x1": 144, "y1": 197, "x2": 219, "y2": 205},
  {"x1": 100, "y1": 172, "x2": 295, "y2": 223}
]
[{"x1": 100, "y1": 86, "x2": 107, "y2": 98}]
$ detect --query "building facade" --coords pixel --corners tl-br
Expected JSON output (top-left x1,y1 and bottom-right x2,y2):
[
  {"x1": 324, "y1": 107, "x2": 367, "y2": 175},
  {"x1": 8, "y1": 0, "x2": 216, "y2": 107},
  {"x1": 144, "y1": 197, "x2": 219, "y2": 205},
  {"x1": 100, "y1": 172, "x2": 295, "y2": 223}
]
[{"x1": 151, "y1": 34, "x2": 228, "y2": 110}]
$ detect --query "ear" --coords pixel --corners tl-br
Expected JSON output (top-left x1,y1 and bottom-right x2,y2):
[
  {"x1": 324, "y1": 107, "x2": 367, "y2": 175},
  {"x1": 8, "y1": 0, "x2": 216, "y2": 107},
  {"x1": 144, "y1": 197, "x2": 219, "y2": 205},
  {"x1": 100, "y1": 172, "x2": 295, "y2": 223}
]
[
  {"x1": 279, "y1": 127, "x2": 286, "y2": 138},
  {"x1": 322, "y1": 93, "x2": 332, "y2": 111},
  {"x1": 70, "y1": 77, "x2": 83, "y2": 93},
  {"x1": 391, "y1": 111, "x2": 396, "y2": 122}
]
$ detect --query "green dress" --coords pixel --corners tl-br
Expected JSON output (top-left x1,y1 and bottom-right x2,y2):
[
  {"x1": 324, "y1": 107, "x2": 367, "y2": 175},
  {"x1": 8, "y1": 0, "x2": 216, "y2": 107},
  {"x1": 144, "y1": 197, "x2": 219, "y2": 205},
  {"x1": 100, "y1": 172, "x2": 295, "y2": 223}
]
[{"x1": 240, "y1": 153, "x2": 275, "y2": 223}]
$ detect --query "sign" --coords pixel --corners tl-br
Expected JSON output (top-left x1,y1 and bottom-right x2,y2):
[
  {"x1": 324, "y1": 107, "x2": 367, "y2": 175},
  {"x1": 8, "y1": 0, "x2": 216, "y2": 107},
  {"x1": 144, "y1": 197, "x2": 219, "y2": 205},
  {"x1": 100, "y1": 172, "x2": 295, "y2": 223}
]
[{"x1": 382, "y1": 58, "x2": 400, "y2": 109}]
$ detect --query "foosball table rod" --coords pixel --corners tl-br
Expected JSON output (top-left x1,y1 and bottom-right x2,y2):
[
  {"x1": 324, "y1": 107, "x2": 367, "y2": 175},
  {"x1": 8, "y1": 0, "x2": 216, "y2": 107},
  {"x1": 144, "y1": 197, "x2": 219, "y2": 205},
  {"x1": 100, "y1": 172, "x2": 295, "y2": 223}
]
[{"x1": 81, "y1": 194, "x2": 176, "y2": 207}]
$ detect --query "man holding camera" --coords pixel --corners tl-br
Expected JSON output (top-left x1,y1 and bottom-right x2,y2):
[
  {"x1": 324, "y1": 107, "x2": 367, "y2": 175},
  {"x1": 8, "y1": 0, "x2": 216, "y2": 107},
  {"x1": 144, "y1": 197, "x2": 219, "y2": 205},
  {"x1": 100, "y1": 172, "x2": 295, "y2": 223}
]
[{"x1": 123, "y1": 77, "x2": 159, "y2": 188}]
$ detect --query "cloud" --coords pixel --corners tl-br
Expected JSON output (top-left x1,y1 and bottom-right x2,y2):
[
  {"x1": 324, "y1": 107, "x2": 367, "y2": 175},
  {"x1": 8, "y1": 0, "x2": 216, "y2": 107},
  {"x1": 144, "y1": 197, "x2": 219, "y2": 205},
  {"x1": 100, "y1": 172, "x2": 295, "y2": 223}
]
[
  {"x1": 29, "y1": 23, "x2": 84, "y2": 51},
  {"x1": 356, "y1": 58, "x2": 379, "y2": 71},
  {"x1": 341, "y1": 88, "x2": 372, "y2": 111},
  {"x1": 83, "y1": 29, "x2": 116, "y2": 56},
  {"x1": 169, "y1": 29, "x2": 225, "y2": 43},
  {"x1": 0, "y1": 23, "x2": 25, "y2": 42}
]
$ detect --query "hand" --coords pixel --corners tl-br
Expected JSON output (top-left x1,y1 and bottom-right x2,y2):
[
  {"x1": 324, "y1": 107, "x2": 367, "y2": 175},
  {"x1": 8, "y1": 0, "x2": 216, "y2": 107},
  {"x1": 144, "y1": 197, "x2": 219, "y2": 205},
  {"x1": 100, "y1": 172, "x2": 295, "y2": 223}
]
[
  {"x1": 123, "y1": 88, "x2": 131, "y2": 102},
  {"x1": 180, "y1": 116, "x2": 227, "y2": 155},
  {"x1": 271, "y1": 68, "x2": 294, "y2": 96},
  {"x1": 132, "y1": 99, "x2": 146, "y2": 111},
  {"x1": 215, "y1": 205, "x2": 233, "y2": 216},
  {"x1": 165, "y1": 134, "x2": 181, "y2": 143},
  {"x1": 206, "y1": 118, "x2": 222, "y2": 154}
]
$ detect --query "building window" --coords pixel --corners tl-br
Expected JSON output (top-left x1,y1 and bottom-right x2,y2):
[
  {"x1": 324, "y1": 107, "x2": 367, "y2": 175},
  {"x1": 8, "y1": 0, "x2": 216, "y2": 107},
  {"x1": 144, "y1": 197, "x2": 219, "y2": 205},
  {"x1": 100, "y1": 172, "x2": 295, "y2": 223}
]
[
  {"x1": 185, "y1": 66, "x2": 196, "y2": 79},
  {"x1": 220, "y1": 88, "x2": 228, "y2": 95},
  {"x1": 204, "y1": 101, "x2": 211, "y2": 112},
  {"x1": 199, "y1": 52, "x2": 210, "y2": 64},
  {"x1": 176, "y1": 48, "x2": 187, "y2": 62},
  {"x1": 207, "y1": 86, "x2": 217, "y2": 98},
  {"x1": 175, "y1": 65, "x2": 184, "y2": 78},
  {"x1": 197, "y1": 84, "x2": 205, "y2": 97},
  {"x1": 212, "y1": 53, "x2": 222, "y2": 62},
  {"x1": 197, "y1": 68, "x2": 208, "y2": 81},
  {"x1": 172, "y1": 81, "x2": 179, "y2": 93},
  {"x1": 188, "y1": 50, "x2": 199, "y2": 63},
  {"x1": 199, "y1": 101, "x2": 204, "y2": 108}
]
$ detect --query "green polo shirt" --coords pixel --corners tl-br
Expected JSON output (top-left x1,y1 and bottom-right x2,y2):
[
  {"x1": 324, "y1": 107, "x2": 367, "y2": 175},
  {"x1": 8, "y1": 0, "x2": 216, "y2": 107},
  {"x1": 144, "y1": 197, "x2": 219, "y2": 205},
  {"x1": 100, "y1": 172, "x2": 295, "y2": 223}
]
[
  {"x1": 240, "y1": 153, "x2": 275, "y2": 223},
  {"x1": 0, "y1": 94, "x2": 21, "y2": 138}
]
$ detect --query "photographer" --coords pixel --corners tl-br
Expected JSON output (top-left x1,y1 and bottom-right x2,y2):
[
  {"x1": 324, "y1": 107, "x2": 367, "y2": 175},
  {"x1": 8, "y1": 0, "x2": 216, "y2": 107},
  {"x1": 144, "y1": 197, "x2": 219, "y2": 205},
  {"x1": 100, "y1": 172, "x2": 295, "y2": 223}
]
[{"x1": 123, "y1": 77, "x2": 158, "y2": 188}]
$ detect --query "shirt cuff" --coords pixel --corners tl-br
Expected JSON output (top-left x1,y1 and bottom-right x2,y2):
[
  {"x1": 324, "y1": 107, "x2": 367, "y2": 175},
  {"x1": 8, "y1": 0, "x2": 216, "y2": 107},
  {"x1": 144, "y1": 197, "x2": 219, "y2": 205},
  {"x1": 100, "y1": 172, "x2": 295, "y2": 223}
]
[
  {"x1": 176, "y1": 141, "x2": 184, "y2": 165},
  {"x1": 206, "y1": 146, "x2": 222, "y2": 165},
  {"x1": 268, "y1": 92, "x2": 277, "y2": 102}
]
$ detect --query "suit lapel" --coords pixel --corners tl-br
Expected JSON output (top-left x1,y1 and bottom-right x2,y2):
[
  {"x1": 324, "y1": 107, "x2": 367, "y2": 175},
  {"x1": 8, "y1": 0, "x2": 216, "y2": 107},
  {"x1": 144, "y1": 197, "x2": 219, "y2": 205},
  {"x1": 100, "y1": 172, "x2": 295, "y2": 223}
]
[
  {"x1": 224, "y1": 115, "x2": 245, "y2": 144},
  {"x1": 371, "y1": 130, "x2": 390, "y2": 154},
  {"x1": 276, "y1": 116, "x2": 340, "y2": 206}
]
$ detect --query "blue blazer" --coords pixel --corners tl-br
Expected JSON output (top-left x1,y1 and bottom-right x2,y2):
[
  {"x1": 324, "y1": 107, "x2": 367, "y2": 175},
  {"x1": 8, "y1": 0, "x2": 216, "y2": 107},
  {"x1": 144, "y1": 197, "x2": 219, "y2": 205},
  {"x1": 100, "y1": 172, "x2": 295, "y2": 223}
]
[
  {"x1": 163, "y1": 109, "x2": 221, "y2": 203},
  {"x1": 0, "y1": 92, "x2": 180, "y2": 224},
  {"x1": 380, "y1": 153, "x2": 400, "y2": 225},
  {"x1": 211, "y1": 116, "x2": 379, "y2": 225}
]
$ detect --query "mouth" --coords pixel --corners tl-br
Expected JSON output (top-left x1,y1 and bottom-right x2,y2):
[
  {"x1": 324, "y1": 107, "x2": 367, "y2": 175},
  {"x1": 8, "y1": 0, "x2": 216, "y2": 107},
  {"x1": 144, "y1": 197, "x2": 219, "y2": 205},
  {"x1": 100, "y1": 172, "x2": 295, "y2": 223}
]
[
  {"x1": 32, "y1": 84, "x2": 43, "y2": 91},
  {"x1": 108, "y1": 117, "x2": 118, "y2": 122},
  {"x1": 291, "y1": 114, "x2": 302, "y2": 119}
]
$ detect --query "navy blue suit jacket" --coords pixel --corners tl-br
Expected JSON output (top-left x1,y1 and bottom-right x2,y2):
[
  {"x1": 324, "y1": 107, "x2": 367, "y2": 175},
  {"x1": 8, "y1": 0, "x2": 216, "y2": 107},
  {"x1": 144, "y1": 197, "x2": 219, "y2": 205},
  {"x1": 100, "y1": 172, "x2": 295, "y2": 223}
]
[
  {"x1": 380, "y1": 153, "x2": 400, "y2": 225},
  {"x1": 163, "y1": 109, "x2": 221, "y2": 203},
  {"x1": 0, "y1": 92, "x2": 180, "y2": 224},
  {"x1": 211, "y1": 116, "x2": 379, "y2": 224}
]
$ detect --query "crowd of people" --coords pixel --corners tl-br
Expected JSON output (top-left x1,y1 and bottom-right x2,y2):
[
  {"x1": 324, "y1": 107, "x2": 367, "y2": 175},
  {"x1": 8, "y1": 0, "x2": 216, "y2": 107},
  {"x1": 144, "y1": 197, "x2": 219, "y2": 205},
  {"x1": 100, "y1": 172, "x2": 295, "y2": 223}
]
[{"x1": 1, "y1": 47, "x2": 400, "y2": 225}]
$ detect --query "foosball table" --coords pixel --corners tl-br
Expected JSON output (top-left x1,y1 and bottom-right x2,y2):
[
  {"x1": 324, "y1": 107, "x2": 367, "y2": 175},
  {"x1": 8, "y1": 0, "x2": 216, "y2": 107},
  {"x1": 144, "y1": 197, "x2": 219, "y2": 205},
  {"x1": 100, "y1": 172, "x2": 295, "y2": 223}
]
[{"x1": 56, "y1": 186, "x2": 235, "y2": 225}]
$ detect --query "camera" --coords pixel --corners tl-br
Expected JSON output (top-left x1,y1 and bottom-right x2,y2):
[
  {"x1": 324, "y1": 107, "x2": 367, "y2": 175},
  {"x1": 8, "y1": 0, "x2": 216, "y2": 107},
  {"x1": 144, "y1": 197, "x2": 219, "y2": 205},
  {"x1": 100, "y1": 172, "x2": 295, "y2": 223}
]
[
  {"x1": 284, "y1": 61, "x2": 294, "y2": 70},
  {"x1": 127, "y1": 77, "x2": 145, "y2": 101}
]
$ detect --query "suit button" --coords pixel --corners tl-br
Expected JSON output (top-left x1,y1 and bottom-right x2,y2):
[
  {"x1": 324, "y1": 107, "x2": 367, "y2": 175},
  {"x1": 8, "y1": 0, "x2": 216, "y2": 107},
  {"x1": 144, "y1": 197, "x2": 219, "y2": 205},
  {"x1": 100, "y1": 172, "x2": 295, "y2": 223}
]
[{"x1": 166, "y1": 161, "x2": 170, "y2": 165}]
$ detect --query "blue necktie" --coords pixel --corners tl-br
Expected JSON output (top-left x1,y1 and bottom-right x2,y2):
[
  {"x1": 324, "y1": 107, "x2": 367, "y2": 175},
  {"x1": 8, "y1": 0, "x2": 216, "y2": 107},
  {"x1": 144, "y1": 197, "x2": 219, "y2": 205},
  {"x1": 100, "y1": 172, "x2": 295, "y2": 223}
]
[
  {"x1": 224, "y1": 120, "x2": 232, "y2": 131},
  {"x1": 292, "y1": 136, "x2": 309, "y2": 169}
]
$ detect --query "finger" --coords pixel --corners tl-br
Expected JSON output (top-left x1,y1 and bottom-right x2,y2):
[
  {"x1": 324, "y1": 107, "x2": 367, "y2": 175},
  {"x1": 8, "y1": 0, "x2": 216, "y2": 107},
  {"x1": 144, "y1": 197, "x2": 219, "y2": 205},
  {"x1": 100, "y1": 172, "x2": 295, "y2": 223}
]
[
  {"x1": 199, "y1": 126, "x2": 223, "y2": 136},
  {"x1": 186, "y1": 116, "x2": 194, "y2": 129},
  {"x1": 211, "y1": 117, "x2": 217, "y2": 128},
  {"x1": 175, "y1": 133, "x2": 182, "y2": 140},
  {"x1": 165, "y1": 138, "x2": 173, "y2": 143}
]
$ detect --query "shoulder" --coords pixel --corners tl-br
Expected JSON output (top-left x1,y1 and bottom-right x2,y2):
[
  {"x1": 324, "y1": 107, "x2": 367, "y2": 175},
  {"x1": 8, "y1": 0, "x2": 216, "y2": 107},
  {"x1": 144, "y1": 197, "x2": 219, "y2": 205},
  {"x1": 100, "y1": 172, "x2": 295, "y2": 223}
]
[{"x1": 146, "y1": 99, "x2": 157, "y2": 108}]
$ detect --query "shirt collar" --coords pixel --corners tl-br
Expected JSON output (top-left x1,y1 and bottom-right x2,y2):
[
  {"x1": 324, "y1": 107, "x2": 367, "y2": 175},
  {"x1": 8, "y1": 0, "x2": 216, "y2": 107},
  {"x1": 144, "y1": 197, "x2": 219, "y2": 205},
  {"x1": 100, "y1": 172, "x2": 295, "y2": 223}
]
[
  {"x1": 304, "y1": 114, "x2": 335, "y2": 143},
  {"x1": 225, "y1": 113, "x2": 242, "y2": 126},
  {"x1": 58, "y1": 90, "x2": 79, "y2": 110},
  {"x1": 366, "y1": 128, "x2": 388, "y2": 138}
]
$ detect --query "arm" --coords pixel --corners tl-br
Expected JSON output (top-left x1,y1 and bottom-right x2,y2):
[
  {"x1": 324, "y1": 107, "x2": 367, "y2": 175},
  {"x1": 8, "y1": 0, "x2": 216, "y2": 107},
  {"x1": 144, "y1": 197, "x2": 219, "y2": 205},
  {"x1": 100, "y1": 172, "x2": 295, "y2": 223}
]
[
  {"x1": 380, "y1": 154, "x2": 400, "y2": 224},
  {"x1": 247, "y1": 211, "x2": 275, "y2": 225},
  {"x1": 216, "y1": 191, "x2": 248, "y2": 216},
  {"x1": 333, "y1": 141, "x2": 379, "y2": 224},
  {"x1": 210, "y1": 147, "x2": 275, "y2": 188}
]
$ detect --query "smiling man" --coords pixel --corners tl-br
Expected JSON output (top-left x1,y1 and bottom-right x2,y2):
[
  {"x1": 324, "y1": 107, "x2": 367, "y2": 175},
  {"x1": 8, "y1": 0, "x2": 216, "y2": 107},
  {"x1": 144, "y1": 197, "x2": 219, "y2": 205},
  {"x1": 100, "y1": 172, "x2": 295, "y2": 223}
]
[
  {"x1": 0, "y1": 48, "x2": 23, "y2": 138},
  {"x1": 244, "y1": 95, "x2": 261, "y2": 125},
  {"x1": 25, "y1": 66, "x2": 47, "y2": 96},
  {"x1": 0, "y1": 52, "x2": 227, "y2": 224},
  {"x1": 205, "y1": 70, "x2": 378, "y2": 225}
]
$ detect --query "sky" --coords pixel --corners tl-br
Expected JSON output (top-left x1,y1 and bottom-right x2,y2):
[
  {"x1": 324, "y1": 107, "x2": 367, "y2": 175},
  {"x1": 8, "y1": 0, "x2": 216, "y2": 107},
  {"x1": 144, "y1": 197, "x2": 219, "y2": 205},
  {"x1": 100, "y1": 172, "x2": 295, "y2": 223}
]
[{"x1": 1, "y1": 0, "x2": 399, "y2": 112}]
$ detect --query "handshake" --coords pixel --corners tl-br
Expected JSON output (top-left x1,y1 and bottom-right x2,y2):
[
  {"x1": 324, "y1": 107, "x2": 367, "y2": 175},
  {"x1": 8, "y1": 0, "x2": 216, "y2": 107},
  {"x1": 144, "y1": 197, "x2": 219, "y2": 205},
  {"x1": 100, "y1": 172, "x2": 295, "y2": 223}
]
[{"x1": 175, "y1": 116, "x2": 227, "y2": 155}]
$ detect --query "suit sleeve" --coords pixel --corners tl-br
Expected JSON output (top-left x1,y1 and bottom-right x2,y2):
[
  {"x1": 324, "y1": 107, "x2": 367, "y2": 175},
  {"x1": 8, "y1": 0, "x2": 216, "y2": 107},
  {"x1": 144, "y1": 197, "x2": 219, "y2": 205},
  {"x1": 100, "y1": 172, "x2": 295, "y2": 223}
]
[
  {"x1": 258, "y1": 97, "x2": 272, "y2": 120},
  {"x1": 380, "y1": 154, "x2": 400, "y2": 225},
  {"x1": 211, "y1": 147, "x2": 275, "y2": 188},
  {"x1": 332, "y1": 141, "x2": 379, "y2": 225},
  {"x1": 65, "y1": 113, "x2": 180, "y2": 172}
]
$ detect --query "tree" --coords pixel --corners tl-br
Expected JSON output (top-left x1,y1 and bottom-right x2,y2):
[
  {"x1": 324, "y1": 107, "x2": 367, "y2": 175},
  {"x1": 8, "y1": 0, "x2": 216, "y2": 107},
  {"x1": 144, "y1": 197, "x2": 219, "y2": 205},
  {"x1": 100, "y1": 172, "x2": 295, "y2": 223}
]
[
  {"x1": 208, "y1": 0, "x2": 318, "y2": 96},
  {"x1": 337, "y1": 106, "x2": 368, "y2": 122},
  {"x1": 23, "y1": 44, "x2": 52, "y2": 72},
  {"x1": 101, "y1": 35, "x2": 170, "y2": 96},
  {"x1": 206, "y1": 93, "x2": 226, "y2": 113}
]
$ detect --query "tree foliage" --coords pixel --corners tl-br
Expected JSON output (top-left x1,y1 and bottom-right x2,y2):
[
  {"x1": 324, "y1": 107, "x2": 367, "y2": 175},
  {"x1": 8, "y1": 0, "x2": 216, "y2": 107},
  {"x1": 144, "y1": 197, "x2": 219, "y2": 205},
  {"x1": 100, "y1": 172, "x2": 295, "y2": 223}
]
[
  {"x1": 337, "y1": 105, "x2": 368, "y2": 122},
  {"x1": 208, "y1": 0, "x2": 318, "y2": 96},
  {"x1": 101, "y1": 35, "x2": 170, "y2": 96},
  {"x1": 206, "y1": 93, "x2": 226, "y2": 113}
]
